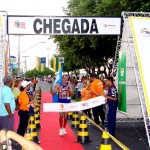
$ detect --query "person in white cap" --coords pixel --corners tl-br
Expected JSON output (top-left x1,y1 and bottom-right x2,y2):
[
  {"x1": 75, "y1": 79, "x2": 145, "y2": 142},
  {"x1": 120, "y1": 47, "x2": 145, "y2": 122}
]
[{"x1": 17, "y1": 80, "x2": 35, "y2": 138}]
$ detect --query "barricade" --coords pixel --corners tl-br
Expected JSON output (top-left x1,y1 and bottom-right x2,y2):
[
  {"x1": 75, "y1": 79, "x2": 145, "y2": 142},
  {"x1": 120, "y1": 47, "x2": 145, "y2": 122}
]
[
  {"x1": 100, "y1": 128, "x2": 112, "y2": 150},
  {"x1": 84, "y1": 115, "x2": 130, "y2": 150},
  {"x1": 68, "y1": 112, "x2": 73, "y2": 120},
  {"x1": 71, "y1": 111, "x2": 80, "y2": 129},
  {"x1": 25, "y1": 128, "x2": 32, "y2": 141},
  {"x1": 34, "y1": 107, "x2": 41, "y2": 129},
  {"x1": 77, "y1": 114, "x2": 91, "y2": 144},
  {"x1": 28, "y1": 114, "x2": 40, "y2": 144}
]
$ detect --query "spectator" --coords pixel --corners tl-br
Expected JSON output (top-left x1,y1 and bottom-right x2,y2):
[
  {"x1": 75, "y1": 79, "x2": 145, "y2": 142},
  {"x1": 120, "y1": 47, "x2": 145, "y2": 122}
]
[
  {"x1": 13, "y1": 79, "x2": 22, "y2": 110},
  {"x1": 103, "y1": 76, "x2": 118, "y2": 136},
  {"x1": 90, "y1": 73, "x2": 105, "y2": 126},
  {"x1": 81, "y1": 79, "x2": 92, "y2": 124},
  {"x1": 76, "y1": 79, "x2": 84, "y2": 98},
  {"x1": 17, "y1": 81, "x2": 35, "y2": 137},
  {"x1": 0, "y1": 129, "x2": 43, "y2": 150},
  {"x1": 0, "y1": 76, "x2": 15, "y2": 131}
]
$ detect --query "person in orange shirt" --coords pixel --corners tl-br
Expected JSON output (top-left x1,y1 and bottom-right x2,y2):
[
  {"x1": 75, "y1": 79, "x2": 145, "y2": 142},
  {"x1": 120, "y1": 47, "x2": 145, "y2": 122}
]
[
  {"x1": 17, "y1": 81, "x2": 32, "y2": 137},
  {"x1": 90, "y1": 73, "x2": 105, "y2": 126},
  {"x1": 81, "y1": 79, "x2": 92, "y2": 122}
]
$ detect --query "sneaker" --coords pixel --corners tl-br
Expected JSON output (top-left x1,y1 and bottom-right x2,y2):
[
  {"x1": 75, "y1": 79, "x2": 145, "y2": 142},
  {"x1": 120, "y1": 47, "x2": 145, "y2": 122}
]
[
  {"x1": 59, "y1": 129, "x2": 63, "y2": 136},
  {"x1": 62, "y1": 128, "x2": 67, "y2": 134}
]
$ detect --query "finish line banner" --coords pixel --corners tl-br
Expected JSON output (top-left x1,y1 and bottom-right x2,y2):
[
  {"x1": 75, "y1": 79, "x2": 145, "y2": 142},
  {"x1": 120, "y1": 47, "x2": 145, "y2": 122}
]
[
  {"x1": 43, "y1": 96, "x2": 105, "y2": 112},
  {"x1": 7, "y1": 16, "x2": 121, "y2": 35}
]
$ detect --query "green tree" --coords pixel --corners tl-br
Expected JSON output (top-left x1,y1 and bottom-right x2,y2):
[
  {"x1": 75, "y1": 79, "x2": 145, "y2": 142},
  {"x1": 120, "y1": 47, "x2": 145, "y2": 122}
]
[
  {"x1": 54, "y1": 0, "x2": 150, "y2": 76},
  {"x1": 25, "y1": 68, "x2": 55, "y2": 78}
]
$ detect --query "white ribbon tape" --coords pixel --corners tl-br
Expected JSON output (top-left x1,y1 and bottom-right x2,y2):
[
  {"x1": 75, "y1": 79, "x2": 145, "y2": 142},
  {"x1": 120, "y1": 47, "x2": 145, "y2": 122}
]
[{"x1": 43, "y1": 96, "x2": 106, "y2": 112}]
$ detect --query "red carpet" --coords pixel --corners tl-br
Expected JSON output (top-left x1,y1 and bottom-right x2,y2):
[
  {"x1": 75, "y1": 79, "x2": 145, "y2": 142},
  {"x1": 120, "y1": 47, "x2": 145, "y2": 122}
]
[
  {"x1": 40, "y1": 92, "x2": 84, "y2": 150},
  {"x1": 14, "y1": 110, "x2": 19, "y2": 132}
]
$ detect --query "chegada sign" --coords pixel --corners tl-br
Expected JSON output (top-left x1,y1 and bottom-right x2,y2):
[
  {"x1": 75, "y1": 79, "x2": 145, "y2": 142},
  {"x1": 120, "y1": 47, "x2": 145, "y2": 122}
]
[{"x1": 7, "y1": 16, "x2": 121, "y2": 35}]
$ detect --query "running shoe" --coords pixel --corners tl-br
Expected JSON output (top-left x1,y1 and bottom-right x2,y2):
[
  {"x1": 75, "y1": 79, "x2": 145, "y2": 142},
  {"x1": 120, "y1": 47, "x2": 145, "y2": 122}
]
[
  {"x1": 62, "y1": 128, "x2": 67, "y2": 134},
  {"x1": 59, "y1": 129, "x2": 63, "y2": 136}
]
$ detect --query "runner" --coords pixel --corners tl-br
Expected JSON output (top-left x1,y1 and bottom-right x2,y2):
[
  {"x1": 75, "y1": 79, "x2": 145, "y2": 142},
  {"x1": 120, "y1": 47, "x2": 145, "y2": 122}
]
[{"x1": 52, "y1": 74, "x2": 74, "y2": 136}]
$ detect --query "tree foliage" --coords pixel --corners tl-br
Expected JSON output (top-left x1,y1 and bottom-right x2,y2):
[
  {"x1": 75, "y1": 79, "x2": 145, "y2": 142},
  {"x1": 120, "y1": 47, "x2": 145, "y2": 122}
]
[
  {"x1": 53, "y1": 0, "x2": 150, "y2": 76},
  {"x1": 25, "y1": 68, "x2": 55, "y2": 78}
]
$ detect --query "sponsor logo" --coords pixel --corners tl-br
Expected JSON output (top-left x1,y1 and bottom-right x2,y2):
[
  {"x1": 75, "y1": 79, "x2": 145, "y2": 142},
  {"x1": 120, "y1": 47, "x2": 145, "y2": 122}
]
[
  {"x1": 14, "y1": 21, "x2": 26, "y2": 29},
  {"x1": 82, "y1": 103, "x2": 89, "y2": 107},
  {"x1": 92, "y1": 99, "x2": 100, "y2": 104},
  {"x1": 70, "y1": 105, "x2": 78, "y2": 109},
  {"x1": 140, "y1": 28, "x2": 150, "y2": 37},
  {"x1": 103, "y1": 24, "x2": 116, "y2": 28},
  {"x1": 60, "y1": 104, "x2": 64, "y2": 110}
]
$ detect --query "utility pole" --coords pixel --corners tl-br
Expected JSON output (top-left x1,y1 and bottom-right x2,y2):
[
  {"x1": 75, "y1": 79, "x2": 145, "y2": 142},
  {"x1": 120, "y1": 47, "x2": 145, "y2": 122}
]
[
  {"x1": 47, "y1": 48, "x2": 51, "y2": 68},
  {"x1": 22, "y1": 56, "x2": 29, "y2": 73},
  {"x1": 17, "y1": 35, "x2": 20, "y2": 77}
]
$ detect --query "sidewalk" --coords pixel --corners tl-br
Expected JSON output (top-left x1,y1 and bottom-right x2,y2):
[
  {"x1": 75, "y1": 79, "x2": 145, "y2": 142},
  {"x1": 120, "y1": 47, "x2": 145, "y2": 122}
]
[{"x1": 68, "y1": 120, "x2": 149, "y2": 150}]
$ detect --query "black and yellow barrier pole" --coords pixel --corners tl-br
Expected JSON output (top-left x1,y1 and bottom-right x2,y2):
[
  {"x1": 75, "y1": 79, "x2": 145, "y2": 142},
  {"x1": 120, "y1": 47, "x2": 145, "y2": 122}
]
[
  {"x1": 84, "y1": 114, "x2": 130, "y2": 150},
  {"x1": 100, "y1": 128, "x2": 112, "y2": 150},
  {"x1": 77, "y1": 114, "x2": 92, "y2": 144}
]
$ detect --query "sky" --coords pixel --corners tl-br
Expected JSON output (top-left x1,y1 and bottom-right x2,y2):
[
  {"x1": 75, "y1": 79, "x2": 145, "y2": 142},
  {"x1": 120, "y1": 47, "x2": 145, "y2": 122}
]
[{"x1": 0, "y1": 0, "x2": 69, "y2": 70}]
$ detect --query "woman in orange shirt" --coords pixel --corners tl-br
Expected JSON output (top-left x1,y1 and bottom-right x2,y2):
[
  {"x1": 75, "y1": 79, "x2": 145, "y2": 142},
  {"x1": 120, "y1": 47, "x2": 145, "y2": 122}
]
[
  {"x1": 17, "y1": 81, "x2": 31, "y2": 137},
  {"x1": 81, "y1": 79, "x2": 92, "y2": 121}
]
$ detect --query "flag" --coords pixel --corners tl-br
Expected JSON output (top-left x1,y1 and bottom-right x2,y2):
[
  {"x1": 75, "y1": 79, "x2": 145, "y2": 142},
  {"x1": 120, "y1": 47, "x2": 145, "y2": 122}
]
[
  {"x1": 36, "y1": 56, "x2": 39, "y2": 71},
  {"x1": 41, "y1": 57, "x2": 46, "y2": 63},
  {"x1": 41, "y1": 63, "x2": 46, "y2": 72},
  {"x1": 36, "y1": 57, "x2": 41, "y2": 71},
  {"x1": 52, "y1": 67, "x2": 63, "y2": 103},
  {"x1": 53, "y1": 56, "x2": 64, "y2": 72},
  {"x1": 58, "y1": 57, "x2": 64, "y2": 63},
  {"x1": 54, "y1": 67, "x2": 63, "y2": 85},
  {"x1": 41, "y1": 57, "x2": 46, "y2": 71},
  {"x1": 53, "y1": 56, "x2": 57, "y2": 72}
]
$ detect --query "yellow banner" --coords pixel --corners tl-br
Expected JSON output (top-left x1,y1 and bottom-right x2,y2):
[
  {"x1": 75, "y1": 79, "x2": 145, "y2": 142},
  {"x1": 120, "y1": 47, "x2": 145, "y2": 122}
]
[
  {"x1": 53, "y1": 56, "x2": 56, "y2": 72},
  {"x1": 41, "y1": 63, "x2": 45, "y2": 72},
  {"x1": 130, "y1": 17, "x2": 150, "y2": 117},
  {"x1": 0, "y1": 16, "x2": 2, "y2": 29},
  {"x1": 36, "y1": 56, "x2": 39, "y2": 71}
]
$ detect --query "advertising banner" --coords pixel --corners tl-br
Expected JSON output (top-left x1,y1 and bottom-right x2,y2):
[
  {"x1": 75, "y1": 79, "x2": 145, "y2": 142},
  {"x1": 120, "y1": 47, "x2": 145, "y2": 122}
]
[
  {"x1": 130, "y1": 17, "x2": 150, "y2": 117},
  {"x1": 7, "y1": 16, "x2": 121, "y2": 35},
  {"x1": 43, "y1": 96, "x2": 105, "y2": 112},
  {"x1": 118, "y1": 51, "x2": 126, "y2": 113},
  {"x1": 0, "y1": 15, "x2": 4, "y2": 96}
]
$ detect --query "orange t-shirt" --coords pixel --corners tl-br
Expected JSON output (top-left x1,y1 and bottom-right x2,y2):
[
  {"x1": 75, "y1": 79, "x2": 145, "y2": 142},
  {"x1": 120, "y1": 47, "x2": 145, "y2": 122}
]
[
  {"x1": 33, "y1": 79, "x2": 37, "y2": 84},
  {"x1": 91, "y1": 79, "x2": 103, "y2": 98},
  {"x1": 81, "y1": 88, "x2": 92, "y2": 101},
  {"x1": 19, "y1": 91, "x2": 29, "y2": 111}
]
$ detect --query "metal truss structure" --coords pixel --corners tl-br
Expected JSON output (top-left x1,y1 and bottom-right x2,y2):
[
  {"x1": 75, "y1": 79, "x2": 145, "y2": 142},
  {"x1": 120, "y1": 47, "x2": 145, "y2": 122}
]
[
  {"x1": 0, "y1": 11, "x2": 7, "y2": 89},
  {"x1": 112, "y1": 12, "x2": 150, "y2": 147}
]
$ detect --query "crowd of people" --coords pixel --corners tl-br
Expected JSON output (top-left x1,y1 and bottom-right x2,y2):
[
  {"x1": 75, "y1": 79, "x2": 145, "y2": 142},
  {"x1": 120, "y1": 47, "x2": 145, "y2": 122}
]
[
  {"x1": 51, "y1": 73, "x2": 118, "y2": 137},
  {"x1": 0, "y1": 73, "x2": 118, "y2": 149},
  {"x1": 0, "y1": 76, "x2": 43, "y2": 150}
]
